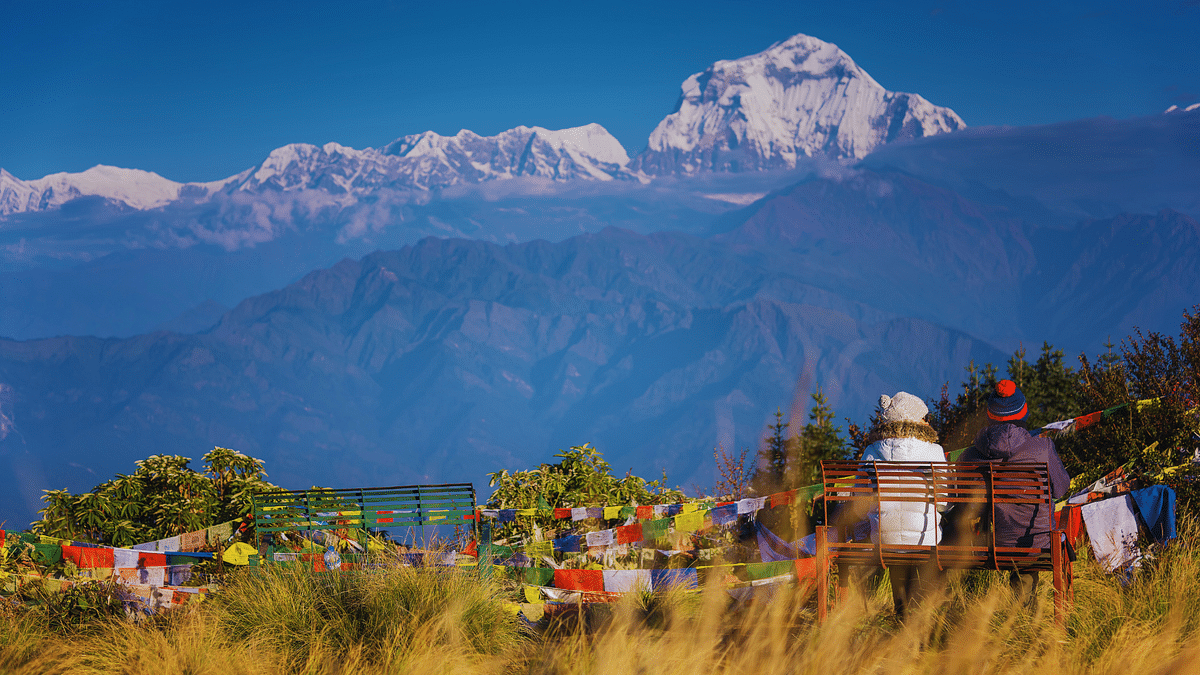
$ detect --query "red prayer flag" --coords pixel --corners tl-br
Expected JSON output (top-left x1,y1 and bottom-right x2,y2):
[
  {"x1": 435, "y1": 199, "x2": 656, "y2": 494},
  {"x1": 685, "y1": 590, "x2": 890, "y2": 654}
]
[
  {"x1": 554, "y1": 568, "x2": 604, "y2": 593},
  {"x1": 172, "y1": 590, "x2": 189, "y2": 605},
  {"x1": 770, "y1": 491, "x2": 795, "y2": 508},
  {"x1": 1075, "y1": 411, "x2": 1103, "y2": 430},
  {"x1": 138, "y1": 552, "x2": 166, "y2": 568},
  {"x1": 616, "y1": 523, "x2": 643, "y2": 545},
  {"x1": 794, "y1": 557, "x2": 816, "y2": 581},
  {"x1": 63, "y1": 545, "x2": 115, "y2": 569},
  {"x1": 554, "y1": 508, "x2": 573, "y2": 519},
  {"x1": 635, "y1": 505, "x2": 653, "y2": 520},
  {"x1": 376, "y1": 510, "x2": 394, "y2": 524}
]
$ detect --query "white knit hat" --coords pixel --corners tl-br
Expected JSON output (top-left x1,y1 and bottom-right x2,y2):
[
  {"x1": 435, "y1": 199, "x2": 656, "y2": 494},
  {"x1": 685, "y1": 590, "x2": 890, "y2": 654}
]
[{"x1": 878, "y1": 391, "x2": 929, "y2": 424}]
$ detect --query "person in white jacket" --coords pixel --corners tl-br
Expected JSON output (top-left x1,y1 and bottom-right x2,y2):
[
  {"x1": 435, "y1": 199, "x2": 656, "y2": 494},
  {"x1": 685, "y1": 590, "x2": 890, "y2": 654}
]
[{"x1": 858, "y1": 391, "x2": 946, "y2": 619}]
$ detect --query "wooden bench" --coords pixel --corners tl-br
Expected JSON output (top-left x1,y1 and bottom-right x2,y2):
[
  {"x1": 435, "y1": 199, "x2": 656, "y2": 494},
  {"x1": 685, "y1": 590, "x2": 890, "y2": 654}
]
[
  {"x1": 252, "y1": 483, "x2": 477, "y2": 564},
  {"x1": 815, "y1": 460, "x2": 1071, "y2": 623}
]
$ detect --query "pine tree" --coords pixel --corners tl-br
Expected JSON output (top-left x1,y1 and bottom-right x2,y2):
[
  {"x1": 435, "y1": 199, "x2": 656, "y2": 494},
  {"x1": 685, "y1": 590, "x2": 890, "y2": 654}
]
[
  {"x1": 751, "y1": 409, "x2": 793, "y2": 495},
  {"x1": 791, "y1": 387, "x2": 850, "y2": 487}
]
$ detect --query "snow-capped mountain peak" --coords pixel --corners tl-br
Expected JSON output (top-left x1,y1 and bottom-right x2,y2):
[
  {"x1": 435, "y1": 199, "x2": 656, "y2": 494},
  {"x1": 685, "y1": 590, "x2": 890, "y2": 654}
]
[
  {"x1": 631, "y1": 33, "x2": 966, "y2": 175},
  {"x1": 0, "y1": 165, "x2": 185, "y2": 215}
]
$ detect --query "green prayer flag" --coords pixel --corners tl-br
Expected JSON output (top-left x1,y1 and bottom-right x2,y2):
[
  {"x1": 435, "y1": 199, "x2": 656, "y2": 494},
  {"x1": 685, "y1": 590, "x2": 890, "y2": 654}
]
[
  {"x1": 30, "y1": 543, "x2": 63, "y2": 565},
  {"x1": 642, "y1": 518, "x2": 669, "y2": 542},
  {"x1": 620, "y1": 506, "x2": 637, "y2": 519},
  {"x1": 522, "y1": 567, "x2": 555, "y2": 587},
  {"x1": 746, "y1": 560, "x2": 794, "y2": 581}
]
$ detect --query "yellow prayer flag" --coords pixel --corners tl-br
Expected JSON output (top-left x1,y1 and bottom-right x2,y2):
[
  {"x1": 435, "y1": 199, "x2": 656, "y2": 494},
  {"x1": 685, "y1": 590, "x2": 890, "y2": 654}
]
[
  {"x1": 516, "y1": 508, "x2": 537, "y2": 517},
  {"x1": 524, "y1": 585, "x2": 542, "y2": 604},
  {"x1": 603, "y1": 506, "x2": 622, "y2": 520},
  {"x1": 681, "y1": 502, "x2": 699, "y2": 514},
  {"x1": 674, "y1": 511, "x2": 704, "y2": 533},
  {"x1": 222, "y1": 542, "x2": 259, "y2": 566},
  {"x1": 520, "y1": 603, "x2": 545, "y2": 622}
]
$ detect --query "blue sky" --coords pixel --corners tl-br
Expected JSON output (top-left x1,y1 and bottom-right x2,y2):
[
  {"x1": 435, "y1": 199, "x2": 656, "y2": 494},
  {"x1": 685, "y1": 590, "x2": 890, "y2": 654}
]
[{"x1": 3, "y1": 0, "x2": 1198, "y2": 183}]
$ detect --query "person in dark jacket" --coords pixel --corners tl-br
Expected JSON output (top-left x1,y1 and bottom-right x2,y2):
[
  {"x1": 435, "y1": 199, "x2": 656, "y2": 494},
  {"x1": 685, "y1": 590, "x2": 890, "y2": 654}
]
[{"x1": 958, "y1": 379, "x2": 1071, "y2": 603}]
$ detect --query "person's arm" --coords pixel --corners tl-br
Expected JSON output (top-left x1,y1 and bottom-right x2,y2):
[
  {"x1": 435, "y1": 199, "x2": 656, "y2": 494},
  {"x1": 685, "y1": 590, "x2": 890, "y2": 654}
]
[{"x1": 1047, "y1": 442, "x2": 1071, "y2": 500}]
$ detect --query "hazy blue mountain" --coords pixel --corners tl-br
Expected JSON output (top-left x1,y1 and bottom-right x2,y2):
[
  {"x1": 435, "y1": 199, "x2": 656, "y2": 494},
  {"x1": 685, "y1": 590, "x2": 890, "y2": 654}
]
[
  {"x1": 3, "y1": 167, "x2": 1200, "y2": 526},
  {"x1": 0, "y1": 223, "x2": 1011, "y2": 526}
]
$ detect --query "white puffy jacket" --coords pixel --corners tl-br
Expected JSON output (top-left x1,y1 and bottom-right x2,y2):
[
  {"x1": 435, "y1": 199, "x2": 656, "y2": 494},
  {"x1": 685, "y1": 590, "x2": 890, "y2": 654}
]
[{"x1": 859, "y1": 433, "x2": 946, "y2": 546}]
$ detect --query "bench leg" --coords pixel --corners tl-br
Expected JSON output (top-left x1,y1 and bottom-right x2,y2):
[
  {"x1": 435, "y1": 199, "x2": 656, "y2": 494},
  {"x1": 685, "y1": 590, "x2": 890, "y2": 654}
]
[
  {"x1": 816, "y1": 526, "x2": 829, "y2": 621},
  {"x1": 1052, "y1": 529, "x2": 1066, "y2": 626}
]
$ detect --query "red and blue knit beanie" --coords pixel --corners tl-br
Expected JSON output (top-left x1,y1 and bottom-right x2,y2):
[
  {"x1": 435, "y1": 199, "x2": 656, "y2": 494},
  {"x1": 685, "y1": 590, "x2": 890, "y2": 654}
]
[{"x1": 987, "y1": 380, "x2": 1028, "y2": 421}]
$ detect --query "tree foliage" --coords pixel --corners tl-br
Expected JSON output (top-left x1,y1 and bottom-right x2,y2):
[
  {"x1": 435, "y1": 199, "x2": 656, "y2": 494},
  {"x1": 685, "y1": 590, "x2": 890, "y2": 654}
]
[
  {"x1": 750, "y1": 410, "x2": 794, "y2": 495},
  {"x1": 791, "y1": 387, "x2": 851, "y2": 487},
  {"x1": 1059, "y1": 308, "x2": 1200, "y2": 507},
  {"x1": 486, "y1": 443, "x2": 684, "y2": 540},
  {"x1": 33, "y1": 447, "x2": 273, "y2": 547}
]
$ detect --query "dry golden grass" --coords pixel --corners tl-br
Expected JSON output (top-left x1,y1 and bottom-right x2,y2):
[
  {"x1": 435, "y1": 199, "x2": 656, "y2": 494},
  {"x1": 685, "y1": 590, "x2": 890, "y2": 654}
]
[{"x1": 1, "y1": 517, "x2": 1197, "y2": 674}]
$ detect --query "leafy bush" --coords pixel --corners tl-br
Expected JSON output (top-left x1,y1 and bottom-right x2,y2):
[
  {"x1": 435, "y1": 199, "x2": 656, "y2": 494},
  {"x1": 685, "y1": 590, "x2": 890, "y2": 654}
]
[
  {"x1": 486, "y1": 443, "x2": 683, "y2": 540},
  {"x1": 33, "y1": 446, "x2": 274, "y2": 546}
]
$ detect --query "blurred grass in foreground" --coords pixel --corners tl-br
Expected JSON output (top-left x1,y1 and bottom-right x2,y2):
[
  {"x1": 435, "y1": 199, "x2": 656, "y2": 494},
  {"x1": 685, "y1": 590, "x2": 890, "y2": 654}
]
[{"x1": 2, "y1": 516, "x2": 1198, "y2": 674}]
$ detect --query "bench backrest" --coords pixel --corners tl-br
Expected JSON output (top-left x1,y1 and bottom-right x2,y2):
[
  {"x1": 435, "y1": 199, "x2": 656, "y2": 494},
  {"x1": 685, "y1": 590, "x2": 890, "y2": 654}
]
[
  {"x1": 820, "y1": 460, "x2": 1053, "y2": 563},
  {"x1": 252, "y1": 483, "x2": 477, "y2": 561}
]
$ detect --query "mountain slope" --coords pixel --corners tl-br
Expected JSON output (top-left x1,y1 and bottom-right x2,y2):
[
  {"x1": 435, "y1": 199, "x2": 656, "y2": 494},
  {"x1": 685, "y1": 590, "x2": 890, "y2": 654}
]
[{"x1": 0, "y1": 229, "x2": 1007, "y2": 525}]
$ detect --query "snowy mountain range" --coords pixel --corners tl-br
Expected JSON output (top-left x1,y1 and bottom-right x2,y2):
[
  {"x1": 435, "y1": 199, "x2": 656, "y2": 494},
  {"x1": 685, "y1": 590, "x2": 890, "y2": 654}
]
[{"x1": 0, "y1": 33, "x2": 963, "y2": 217}]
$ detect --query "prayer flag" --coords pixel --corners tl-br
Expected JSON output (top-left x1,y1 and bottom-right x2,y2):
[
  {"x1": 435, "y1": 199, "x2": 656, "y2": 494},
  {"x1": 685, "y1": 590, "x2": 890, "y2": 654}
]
[
  {"x1": 666, "y1": 504, "x2": 682, "y2": 517},
  {"x1": 636, "y1": 505, "x2": 653, "y2": 520},
  {"x1": 746, "y1": 560, "x2": 794, "y2": 581},
  {"x1": 770, "y1": 491, "x2": 795, "y2": 508},
  {"x1": 652, "y1": 505, "x2": 668, "y2": 517},
  {"x1": 621, "y1": 506, "x2": 637, "y2": 519},
  {"x1": 603, "y1": 569, "x2": 651, "y2": 593},
  {"x1": 736, "y1": 498, "x2": 755, "y2": 515},
  {"x1": 1075, "y1": 411, "x2": 1103, "y2": 431},
  {"x1": 554, "y1": 535, "x2": 581, "y2": 553},
  {"x1": 681, "y1": 502, "x2": 699, "y2": 514},
  {"x1": 481, "y1": 509, "x2": 499, "y2": 519},
  {"x1": 641, "y1": 519, "x2": 669, "y2": 542},
  {"x1": 206, "y1": 521, "x2": 233, "y2": 546},
  {"x1": 794, "y1": 557, "x2": 816, "y2": 582},
  {"x1": 113, "y1": 548, "x2": 138, "y2": 569},
  {"x1": 525, "y1": 541, "x2": 553, "y2": 559},
  {"x1": 586, "y1": 529, "x2": 614, "y2": 547},
  {"x1": 524, "y1": 586, "x2": 542, "y2": 604},
  {"x1": 553, "y1": 568, "x2": 604, "y2": 593},
  {"x1": 180, "y1": 530, "x2": 207, "y2": 552},
  {"x1": 499, "y1": 509, "x2": 516, "y2": 522},
  {"x1": 586, "y1": 507, "x2": 604, "y2": 519},
  {"x1": 603, "y1": 506, "x2": 622, "y2": 520},
  {"x1": 522, "y1": 567, "x2": 555, "y2": 587},
  {"x1": 62, "y1": 545, "x2": 114, "y2": 569},
  {"x1": 616, "y1": 523, "x2": 643, "y2": 545},
  {"x1": 554, "y1": 508, "x2": 572, "y2": 519},
  {"x1": 138, "y1": 552, "x2": 167, "y2": 568},
  {"x1": 168, "y1": 565, "x2": 192, "y2": 586},
  {"x1": 30, "y1": 543, "x2": 62, "y2": 565},
  {"x1": 711, "y1": 504, "x2": 738, "y2": 527},
  {"x1": 516, "y1": 508, "x2": 537, "y2": 516},
  {"x1": 674, "y1": 511, "x2": 704, "y2": 533},
  {"x1": 650, "y1": 568, "x2": 698, "y2": 591},
  {"x1": 158, "y1": 536, "x2": 181, "y2": 553},
  {"x1": 571, "y1": 507, "x2": 588, "y2": 521}
]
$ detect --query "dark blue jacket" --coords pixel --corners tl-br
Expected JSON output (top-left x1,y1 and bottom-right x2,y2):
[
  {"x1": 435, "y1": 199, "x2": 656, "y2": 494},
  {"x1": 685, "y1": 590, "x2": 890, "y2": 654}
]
[{"x1": 961, "y1": 423, "x2": 1071, "y2": 549}]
